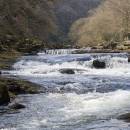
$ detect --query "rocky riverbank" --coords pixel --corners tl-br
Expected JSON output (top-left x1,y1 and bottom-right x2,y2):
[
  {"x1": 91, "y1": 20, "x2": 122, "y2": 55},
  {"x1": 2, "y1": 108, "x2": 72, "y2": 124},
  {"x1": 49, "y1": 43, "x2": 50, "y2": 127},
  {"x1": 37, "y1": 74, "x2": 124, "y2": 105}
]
[
  {"x1": 0, "y1": 49, "x2": 107, "y2": 106},
  {"x1": 0, "y1": 51, "x2": 42, "y2": 107},
  {"x1": 0, "y1": 77, "x2": 42, "y2": 104}
]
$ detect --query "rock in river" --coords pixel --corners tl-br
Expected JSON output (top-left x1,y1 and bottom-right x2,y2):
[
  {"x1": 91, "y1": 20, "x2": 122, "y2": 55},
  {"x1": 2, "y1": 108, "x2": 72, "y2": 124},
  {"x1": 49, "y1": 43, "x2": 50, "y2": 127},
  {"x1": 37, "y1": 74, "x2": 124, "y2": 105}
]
[
  {"x1": 59, "y1": 69, "x2": 75, "y2": 74},
  {"x1": 118, "y1": 113, "x2": 130, "y2": 122},
  {"x1": 0, "y1": 84, "x2": 10, "y2": 105},
  {"x1": 128, "y1": 55, "x2": 130, "y2": 62},
  {"x1": 9, "y1": 103, "x2": 25, "y2": 110},
  {"x1": 92, "y1": 60, "x2": 106, "y2": 69}
]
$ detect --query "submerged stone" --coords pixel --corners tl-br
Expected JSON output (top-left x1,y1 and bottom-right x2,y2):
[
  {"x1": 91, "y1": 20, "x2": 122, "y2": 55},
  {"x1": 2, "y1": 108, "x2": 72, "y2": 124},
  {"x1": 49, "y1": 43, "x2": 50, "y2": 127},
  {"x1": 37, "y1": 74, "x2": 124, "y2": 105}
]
[
  {"x1": 9, "y1": 103, "x2": 25, "y2": 110},
  {"x1": 59, "y1": 69, "x2": 75, "y2": 74}
]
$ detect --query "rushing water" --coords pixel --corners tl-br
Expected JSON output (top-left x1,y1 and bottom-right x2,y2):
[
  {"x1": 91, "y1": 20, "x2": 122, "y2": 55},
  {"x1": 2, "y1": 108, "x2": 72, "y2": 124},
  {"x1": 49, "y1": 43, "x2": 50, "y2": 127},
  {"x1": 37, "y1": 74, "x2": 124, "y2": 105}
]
[{"x1": 1, "y1": 49, "x2": 130, "y2": 130}]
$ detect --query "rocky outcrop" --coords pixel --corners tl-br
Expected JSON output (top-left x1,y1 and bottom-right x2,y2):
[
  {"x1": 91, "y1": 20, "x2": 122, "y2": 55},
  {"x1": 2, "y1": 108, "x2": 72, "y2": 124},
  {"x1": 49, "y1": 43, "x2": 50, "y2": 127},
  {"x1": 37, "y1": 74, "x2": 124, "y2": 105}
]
[
  {"x1": 5, "y1": 78, "x2": 42, "y2": 94},
  {"x1": 0, "y1": 76, "x2": 44, "y2": 106},
  {"x1": 0, "y1": 84, "x2": 10, "y2": 105},
  {"x1": 92, "y1": 60, "x2": 106, "y2": 69}
]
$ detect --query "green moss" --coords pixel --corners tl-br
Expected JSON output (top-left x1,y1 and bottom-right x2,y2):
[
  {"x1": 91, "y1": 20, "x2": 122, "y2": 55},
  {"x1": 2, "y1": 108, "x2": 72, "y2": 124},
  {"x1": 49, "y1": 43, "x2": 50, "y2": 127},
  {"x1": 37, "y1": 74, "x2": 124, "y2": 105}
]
[
  {"x1": 0, "y1": 77, "x2": 41, "y2": 95},
  {"x1": 0, "y1": 51, "x2": 21, "y2": 69},
  {"x1": 0, "y1": 76, "x2": 42, "y2": 105},
  {"x1": 9, "y1": 91, "x2": 16, "y2": 101}
]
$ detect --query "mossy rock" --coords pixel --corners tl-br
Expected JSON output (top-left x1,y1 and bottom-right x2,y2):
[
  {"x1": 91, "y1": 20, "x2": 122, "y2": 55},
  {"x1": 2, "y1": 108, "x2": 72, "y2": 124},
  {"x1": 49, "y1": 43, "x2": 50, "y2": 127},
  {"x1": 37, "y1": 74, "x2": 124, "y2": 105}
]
[
  {"x1": 0, "y1": 76, "x2": 43, "y2": 106},
  {"x1": 0, "y1": 77, "x2": 42, "y2": 95},
  {"x1": 0, "y1": 51, "x2": 21, "y2": 70},
  {"x1": 0, "y1": 83, "x2": 10, "y2": 105}
]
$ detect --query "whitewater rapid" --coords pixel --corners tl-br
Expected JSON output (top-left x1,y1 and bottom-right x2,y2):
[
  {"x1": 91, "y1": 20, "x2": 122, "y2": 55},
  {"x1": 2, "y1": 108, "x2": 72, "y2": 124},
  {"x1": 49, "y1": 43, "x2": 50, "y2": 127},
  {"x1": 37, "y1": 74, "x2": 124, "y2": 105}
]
[
  {"x1": 1, "y1": 50, "x2": 130, "y2": 130},
  {"x1": 9, "y1": 52, "x2": 130, "y2": 77}
]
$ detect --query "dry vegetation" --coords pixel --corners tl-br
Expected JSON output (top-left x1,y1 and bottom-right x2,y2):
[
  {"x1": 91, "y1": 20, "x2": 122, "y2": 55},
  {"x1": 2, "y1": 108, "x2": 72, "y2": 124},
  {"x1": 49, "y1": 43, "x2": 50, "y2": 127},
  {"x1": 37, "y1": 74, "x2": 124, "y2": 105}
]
[{"x1": 69, "y1": 0, "x2": 130, "y2": 48}]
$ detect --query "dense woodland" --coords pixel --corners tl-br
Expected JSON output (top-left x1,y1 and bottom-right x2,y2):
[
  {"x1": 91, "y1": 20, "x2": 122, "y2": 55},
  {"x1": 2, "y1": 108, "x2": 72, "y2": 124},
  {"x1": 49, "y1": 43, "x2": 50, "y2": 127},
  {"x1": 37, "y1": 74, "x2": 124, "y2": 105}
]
[
  {"x1": 54, "y1": 0, "x2": 100, "y2": 42},
  {"x1": 1, "y1": 0, "x2": 130, "y2": 52},
  {"x1": 0, "y1": 0, "x2": 101, "y2": 52},
  {"x1": 0, "y1": 0, "x2": 58, "y2": 52},
  {"x1": 69, "y1": 0, "x2": 130, "y2": 49}
]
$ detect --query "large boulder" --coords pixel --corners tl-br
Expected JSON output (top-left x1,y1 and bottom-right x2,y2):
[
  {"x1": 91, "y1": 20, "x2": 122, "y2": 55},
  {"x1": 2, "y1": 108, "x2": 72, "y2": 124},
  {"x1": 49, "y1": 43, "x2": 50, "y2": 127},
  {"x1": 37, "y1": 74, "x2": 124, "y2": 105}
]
[
  {"x1": 0, "y1": 84, "x2": 10, "y2": 105},
  {"x1": 118, "y1": 113, "x2": 130, "y2": 122},
  {"x1": 7, "y1": 79, "x2": 41, "y2": 94},
  {"x1": 59, "y1": 69, "x2": 75, "y2": 74},
  {"x1": 92, "y1": 60, "x2": 106, "y2": 69}
]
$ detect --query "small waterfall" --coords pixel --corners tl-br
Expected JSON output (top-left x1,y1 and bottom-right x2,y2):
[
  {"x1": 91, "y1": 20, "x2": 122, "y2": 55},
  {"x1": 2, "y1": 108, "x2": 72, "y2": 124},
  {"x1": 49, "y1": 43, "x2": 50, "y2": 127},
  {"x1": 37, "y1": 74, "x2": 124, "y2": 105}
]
[
  {"x1": 43, "y1": 48, "x2": 92, "y2": 55},
  {"x1": 73, "y1": 53, "x2": 129, "y2": 69},
  {"x1": 38, "y1": 49, "x2": 77, "y2": 55},
  {"x1": 107, "y1": 57, "x2": 129, "y2": 68}
]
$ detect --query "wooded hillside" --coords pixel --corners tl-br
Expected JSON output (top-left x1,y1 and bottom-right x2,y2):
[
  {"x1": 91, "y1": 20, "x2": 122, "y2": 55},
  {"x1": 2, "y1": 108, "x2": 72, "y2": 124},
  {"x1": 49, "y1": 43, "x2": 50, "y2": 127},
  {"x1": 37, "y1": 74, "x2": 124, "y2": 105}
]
[
  {"x1": 55, "y1": 0, "x2": 101, "y2": 42},
  {"x1": 0, "y1": 0, "x2": 102, "y2": 51},
  {"x1": 0, "y1": 0, "x2": 57, "y2": 40},
  {"x1": 69, "y1": 0, "x2": 130, "y2": 48}
]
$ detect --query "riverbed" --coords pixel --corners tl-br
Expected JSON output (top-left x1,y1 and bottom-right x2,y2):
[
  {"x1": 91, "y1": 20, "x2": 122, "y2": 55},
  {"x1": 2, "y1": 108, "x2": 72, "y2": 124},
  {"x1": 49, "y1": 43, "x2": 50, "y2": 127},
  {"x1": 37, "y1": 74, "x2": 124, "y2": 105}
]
[{"x1": 1, "y1": 49, "x2": 130, "y2": 130}]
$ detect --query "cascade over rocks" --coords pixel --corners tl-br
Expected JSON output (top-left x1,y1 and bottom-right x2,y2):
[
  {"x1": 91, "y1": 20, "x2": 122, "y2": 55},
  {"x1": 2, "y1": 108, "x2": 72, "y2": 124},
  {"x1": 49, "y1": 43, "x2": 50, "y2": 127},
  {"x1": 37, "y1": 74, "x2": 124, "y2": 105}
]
[{"x1": 92, "y1": 60, "x2": 106, "y2": 69}]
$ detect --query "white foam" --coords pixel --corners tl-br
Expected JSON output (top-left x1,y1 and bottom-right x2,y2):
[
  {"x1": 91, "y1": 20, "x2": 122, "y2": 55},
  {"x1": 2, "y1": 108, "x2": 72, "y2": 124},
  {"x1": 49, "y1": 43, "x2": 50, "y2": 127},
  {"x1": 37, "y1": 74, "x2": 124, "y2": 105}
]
[
  {"x1": 0, "y1": 128, "x2": 16, "y2": 130},
  {"x1": 46, "y1": 90, "x2": 130, "y2": 120},
  {"x1": 9, "y1": 54, "x2": 130, "y2": 77}
]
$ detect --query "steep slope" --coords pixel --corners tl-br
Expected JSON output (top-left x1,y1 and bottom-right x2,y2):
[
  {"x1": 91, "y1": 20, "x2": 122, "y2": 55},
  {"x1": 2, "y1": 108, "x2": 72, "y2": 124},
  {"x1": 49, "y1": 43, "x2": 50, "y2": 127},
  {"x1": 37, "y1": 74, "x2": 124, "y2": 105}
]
[
  {"x1": 54, "y1": 0, "x2": 101, "y2": 41},
  {"x1": 69, "y1": 0, "x2": 130, "y2": 48},
  {"x1": 0, "y1": 0, "x2": 57, "y2": 41},
  {"x1": 0, "y1": 0, "x2": 102, "y2": 50}
]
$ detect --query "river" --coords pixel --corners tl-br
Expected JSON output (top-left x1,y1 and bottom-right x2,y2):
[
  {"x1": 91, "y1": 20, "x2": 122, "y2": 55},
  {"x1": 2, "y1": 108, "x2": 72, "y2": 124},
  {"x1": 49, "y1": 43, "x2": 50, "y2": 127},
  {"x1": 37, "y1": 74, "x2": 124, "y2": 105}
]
[{"x1": 1, "y1": 49, "x2": 130, "y2": 130}]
